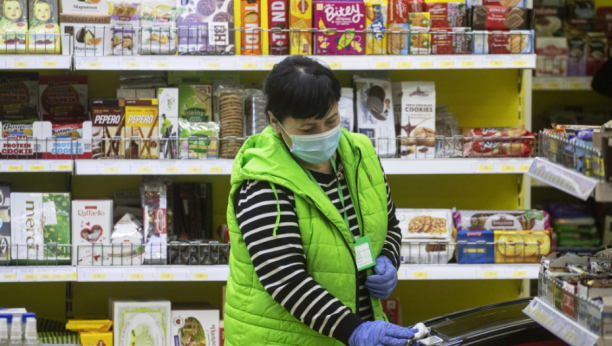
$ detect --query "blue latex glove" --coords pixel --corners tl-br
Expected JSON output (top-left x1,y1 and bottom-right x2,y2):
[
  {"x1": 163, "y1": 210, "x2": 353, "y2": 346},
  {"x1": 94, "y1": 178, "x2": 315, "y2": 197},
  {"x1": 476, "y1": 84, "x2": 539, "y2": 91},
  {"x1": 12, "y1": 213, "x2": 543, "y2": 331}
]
[
  {"x1": 349, "y1": 320, "x2": 418, "y2": 346},
  {"x1": 366, "y1": 256, "x2": 397, "y2": 299}
]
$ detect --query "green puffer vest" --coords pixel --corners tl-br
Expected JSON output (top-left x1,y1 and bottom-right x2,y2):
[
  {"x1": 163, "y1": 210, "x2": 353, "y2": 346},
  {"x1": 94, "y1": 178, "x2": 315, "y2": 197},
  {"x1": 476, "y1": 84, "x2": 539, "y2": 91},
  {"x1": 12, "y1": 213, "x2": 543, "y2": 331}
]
[{"x1": 225, "y1": 126, "x2": 389, "y2": 346}]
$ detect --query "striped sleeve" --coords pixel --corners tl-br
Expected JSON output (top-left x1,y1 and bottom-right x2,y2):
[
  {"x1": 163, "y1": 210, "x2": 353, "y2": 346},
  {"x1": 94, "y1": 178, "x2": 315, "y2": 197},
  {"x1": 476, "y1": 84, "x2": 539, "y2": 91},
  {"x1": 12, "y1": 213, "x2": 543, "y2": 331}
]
[
  {"x1": 235, "y1": 180, "x2": 364, "y2": 345},
  {"x1": 379, "y1": 165, "x2": 402, "y2": 270}
]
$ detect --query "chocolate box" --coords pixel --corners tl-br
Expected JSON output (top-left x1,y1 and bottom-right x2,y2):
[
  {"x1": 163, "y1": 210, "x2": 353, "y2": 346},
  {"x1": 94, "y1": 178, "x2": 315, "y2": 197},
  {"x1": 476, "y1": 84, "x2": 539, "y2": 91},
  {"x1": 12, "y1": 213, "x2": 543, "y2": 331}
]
[
  {"x1": 177, "y1": 0, "x2": 235, "y2": 54},
  {"x1": 268, "y1": 0, "x2": 289, "y2": 55},
  {"x1": 0, "y1": 72, "x2": 39, "y2": 121},
  {"x1": 72, "y1": 200, "x2": 113, "y2": 266},
  {"x1": 27, "y1": 0, "x2": 61, "y2": 54},
  {"x1": 0, "y1": 0, "x2": 28, "y2": 54},
  {"x1": 313, "y1": 0, "x2": 365, "y2": 55},
  {"x1": 60, "y1": 0, "x2": 110, "y2": 14},
  {"x1": 59, "y1": 13, "x2": 112, "y2": 56},
  {"x1": 534, "y1": 7, "x2": 565, "y2": 36}
]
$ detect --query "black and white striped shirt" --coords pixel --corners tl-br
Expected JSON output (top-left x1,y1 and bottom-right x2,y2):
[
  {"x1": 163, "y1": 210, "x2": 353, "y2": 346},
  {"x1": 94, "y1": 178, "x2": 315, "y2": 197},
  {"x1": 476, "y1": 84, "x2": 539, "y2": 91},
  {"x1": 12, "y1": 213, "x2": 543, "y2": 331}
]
[{"x1": 235, "y1": 155, "x2": 402, "y2": 345}]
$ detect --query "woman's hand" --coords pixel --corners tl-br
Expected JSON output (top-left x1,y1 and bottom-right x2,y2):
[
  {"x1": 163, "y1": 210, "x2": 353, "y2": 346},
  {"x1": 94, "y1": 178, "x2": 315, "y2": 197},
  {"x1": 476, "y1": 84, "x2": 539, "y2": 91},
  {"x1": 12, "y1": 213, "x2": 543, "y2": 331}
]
[
  {"x1": 365, "y1": 256, "x2": 397, "y2": 299},
  {"x1": 349, "y1": 321, "x2": 417, "y2": 346}
]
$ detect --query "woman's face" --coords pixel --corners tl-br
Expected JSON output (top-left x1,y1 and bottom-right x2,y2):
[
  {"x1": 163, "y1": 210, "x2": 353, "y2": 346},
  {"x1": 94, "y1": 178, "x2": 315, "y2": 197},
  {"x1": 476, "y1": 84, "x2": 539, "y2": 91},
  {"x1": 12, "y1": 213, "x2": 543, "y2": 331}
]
[
  {"x1": 4, "y1": 1, "x2": 22, "y2": 20},
  {"x1": 272, "y1": 102, "x2": 340, "y2": 149},
  {"x1": 34, "y1": 2, "x2": 51, "y2": 22}
]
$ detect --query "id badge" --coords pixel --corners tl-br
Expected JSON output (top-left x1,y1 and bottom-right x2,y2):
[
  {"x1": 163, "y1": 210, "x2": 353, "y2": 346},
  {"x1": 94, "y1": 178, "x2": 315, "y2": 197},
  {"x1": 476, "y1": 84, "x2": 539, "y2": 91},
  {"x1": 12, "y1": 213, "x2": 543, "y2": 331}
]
[{"x1": 355, "y1": 235, "x2": 376, "y2": 271}]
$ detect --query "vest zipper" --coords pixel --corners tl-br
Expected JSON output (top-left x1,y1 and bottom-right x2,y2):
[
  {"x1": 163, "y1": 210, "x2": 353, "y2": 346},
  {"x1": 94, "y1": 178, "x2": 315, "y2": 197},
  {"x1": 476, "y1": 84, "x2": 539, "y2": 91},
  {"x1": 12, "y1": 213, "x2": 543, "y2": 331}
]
[{"x1": 354, "y1": 147, "x2": 365, "y2": 317}]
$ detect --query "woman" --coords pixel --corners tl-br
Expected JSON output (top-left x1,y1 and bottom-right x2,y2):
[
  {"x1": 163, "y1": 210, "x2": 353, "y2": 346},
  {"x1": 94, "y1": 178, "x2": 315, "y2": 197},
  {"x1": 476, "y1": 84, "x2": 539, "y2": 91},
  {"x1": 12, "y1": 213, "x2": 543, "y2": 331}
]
[{"x1": 225, "y1": 56, "x2": 415, "y2": 346}]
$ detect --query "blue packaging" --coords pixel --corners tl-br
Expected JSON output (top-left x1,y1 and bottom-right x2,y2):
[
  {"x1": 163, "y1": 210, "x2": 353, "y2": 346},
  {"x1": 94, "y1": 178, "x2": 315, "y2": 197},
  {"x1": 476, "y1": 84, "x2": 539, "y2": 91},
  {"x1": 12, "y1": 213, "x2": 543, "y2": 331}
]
[{"x1": 456, "y1": 230, "x2": 495, "y2": 263}]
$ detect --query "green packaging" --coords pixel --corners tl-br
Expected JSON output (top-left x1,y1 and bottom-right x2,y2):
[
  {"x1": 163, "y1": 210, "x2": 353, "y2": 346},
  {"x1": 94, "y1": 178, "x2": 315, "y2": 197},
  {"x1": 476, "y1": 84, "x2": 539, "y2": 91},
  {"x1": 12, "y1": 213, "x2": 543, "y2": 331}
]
[
  {"x1": 178, "y1": 85, "x2": 212, "y2": 123},
  {"x1": 179, "y1": 118, "x2": 219, "y2": 159}
]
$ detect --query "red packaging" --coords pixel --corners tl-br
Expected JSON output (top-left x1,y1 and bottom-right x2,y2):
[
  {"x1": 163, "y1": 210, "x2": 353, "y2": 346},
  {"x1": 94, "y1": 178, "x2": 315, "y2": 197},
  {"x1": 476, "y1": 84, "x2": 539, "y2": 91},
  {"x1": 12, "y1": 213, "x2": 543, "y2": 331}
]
[
  {"x1": 268, "y1": 0, "x2": 289, "y2": 55},
  {"x1": 52, "y1": 123, "x2": 83, "y2": 139},
  {"x1": 425, "y1": 0, "x2": 466, "y2": 27},
  {"x1": 389, "y1": 0, "x2": 423, "y2": 23},
  {"x1": 39, "y1": 75, "x2": 88, "y2": 123},
  {"x1": 484, "y1": 6, "x2": 508, "y2": 29},
  {"x1": 381, "y1": 299, "x2": 401, "y2": 325},
  {"x1": 430, "y1": 28, "x2": 452, "y2": 53},
  {"x1": 596, "y1": 7, "x2": 612, "y2": 38},
  {"x1": 463, "y1": 126, "x2": 536, "y2": 158}
]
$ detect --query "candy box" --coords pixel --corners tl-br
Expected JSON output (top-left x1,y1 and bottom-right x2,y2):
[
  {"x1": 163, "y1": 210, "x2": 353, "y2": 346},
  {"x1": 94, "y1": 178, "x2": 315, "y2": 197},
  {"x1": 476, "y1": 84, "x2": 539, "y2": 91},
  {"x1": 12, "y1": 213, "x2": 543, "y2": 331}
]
[
  {"x1": 364, "y1": 0, "x2": 387, "y2": 54},
  {"x1": 176, "y1": 0, "x2": 235, "y2": 55},
  {"x1": 123, "y1": 99, "x2": 159, "y2": 159},
  {"x1": 424, "y1": 0, "x2": 466, "y2": 28},
  {"x1": 59, "y1": 14, "x2": 112, "y2": 56},
  {"x1": 0, "y1": 72, "x2": 39, "y2": 121},
  {"x1": 39, "y1": 75, "x2": 88, "y2": 122},
  {"x1": 241, "y1": 0, "x2": 262, "y2": 55},
  {"x1": 313, "y1": 0, "x2": 365, "y2": 55},
  {"x1": 289, "y1": 0, "x2": 312, "y2": 55},
  {"x1": 267, "y1": 0, "x2": 289, "y2": 55},
  {"x1": 0, "y1": 0, "x2": 28, "y2": 54},
  {"x1": 72, "y1": 200, "x2": 113, "y2": 266},
  {"x1": 27, "y1": 0, "x2": 61, "y2": 54},
  {"x1": 536, "y1": 36, "x2": 567, "y2": 76}
]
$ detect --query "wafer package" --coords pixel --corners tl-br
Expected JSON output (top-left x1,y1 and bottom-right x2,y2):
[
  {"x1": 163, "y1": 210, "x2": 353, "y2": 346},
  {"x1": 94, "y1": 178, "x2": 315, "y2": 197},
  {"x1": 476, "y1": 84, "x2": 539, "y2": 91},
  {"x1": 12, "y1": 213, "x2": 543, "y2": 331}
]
[
  {"x1": 365, "y1": 0, "x2": 388, "y2": 54},
  {"x1": 289, "y1": 0, "x2": 312, "y2": 54},
  {"x1": 241, "y1": 0, "x2": 262, "y2": 55},
  {"x1": 123, "y1": 99, "x2": 159, "y2": 159},
  {"x1": 453, "y1": 209, "x2": 551, "y2": 231}
]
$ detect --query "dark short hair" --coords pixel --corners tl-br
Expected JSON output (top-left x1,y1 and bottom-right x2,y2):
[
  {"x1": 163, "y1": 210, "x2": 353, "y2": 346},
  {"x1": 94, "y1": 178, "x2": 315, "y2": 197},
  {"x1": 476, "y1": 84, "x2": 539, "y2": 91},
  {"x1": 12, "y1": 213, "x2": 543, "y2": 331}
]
[{"x1": 264, "y1": 56, "x2": 341, "y2": 124}]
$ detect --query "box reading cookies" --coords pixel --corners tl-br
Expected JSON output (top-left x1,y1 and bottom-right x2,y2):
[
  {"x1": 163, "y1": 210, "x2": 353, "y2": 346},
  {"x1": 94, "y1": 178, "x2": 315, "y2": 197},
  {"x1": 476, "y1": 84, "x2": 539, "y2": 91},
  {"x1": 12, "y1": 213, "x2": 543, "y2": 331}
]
[
  {"x1": 0, "y1": 72, "x2": 39, "y2": 121},
  {"x1": 365, "y1": 0, "x2": 387, "y2": 54},
  {"x1": 39, "y1": 75, "x2": 88, "y2": 122},
  {"x1": 400, "y1": 81, "x2": 436, "y2": 159},
  {"x1": 289, "y1": 0, "x2": 312, "y2": 55},
  {"x1": 313, "y1": 0, "x2": 365, "y2": 55},
  {"x1": 92, "y1": 99, "x2": 125, "y2": 159},
  {"x1": 124, "y1": 99, "x2": 159, "y2": 159}
]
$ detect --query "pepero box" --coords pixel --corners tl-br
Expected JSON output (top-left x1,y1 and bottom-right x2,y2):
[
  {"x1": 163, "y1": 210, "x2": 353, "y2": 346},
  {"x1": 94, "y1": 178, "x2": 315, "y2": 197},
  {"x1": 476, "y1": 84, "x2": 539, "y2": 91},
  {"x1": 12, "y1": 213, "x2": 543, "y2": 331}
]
[
  {"x1": 123, "y1": 99, "x2": 159, "y2": 159},
  {"x1": 313, "y1": 0, "x2": 365, "y2": 55}
]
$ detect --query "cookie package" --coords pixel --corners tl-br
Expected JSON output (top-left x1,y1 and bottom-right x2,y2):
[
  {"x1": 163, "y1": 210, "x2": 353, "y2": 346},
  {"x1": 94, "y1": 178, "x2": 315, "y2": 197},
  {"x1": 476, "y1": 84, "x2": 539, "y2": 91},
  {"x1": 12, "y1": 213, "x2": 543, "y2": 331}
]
[
  {"x1": 387, "y1": 0, "x2": 413, "y2": 55},
  {"x1": 313, "y1": 0, "x2": 365, "y2": 55},
  {"x1": 140, "y1": 0, "x2": 177, "y2": 55},
  {"x1": 472, "y1": 29, "x2": 534, "y2": 54},
  {"x1": 467, "y1": 0, "x2": 525, "y2": 8},
  {"x1": 176, "y1": 0, "x2": 235, "y2": 55},
  {"x1": 424, "y1": 0, "x2": 466, "y2": 28},
  {"x1": 430, "y1": 27, "x2": 472, "y2": 54},
  {"x1": 400, "y1": 240, "x2": 453, "y2": 264},
  {"x1": 453, "y1": 209, "x2": 551, "y2": 231},
  {"x1": 0, "y1": 72, "x2": 39, "y2": 121},
  {"x1": 471, "y1": 5, "x2": 532, "y2": 30},
  {"x1": 456, "y1": 229, "x2": 552, "y2": 264},
  {"x1": 535, "y1": 36, "x2": 567, "y2": 76},
  {"x1": 109, "y1": 0, "x2": 140, "y2": 55},
  {"x1": 39, "y1": 75, "x2": 88, "y2": 123},
  {"x1": 396, "y1": 208, "x2": 453, "y2": 239},
  {"x1": 462, "y1": 126, "x2": 536, "y2": 157},
  {"x1": 400, "y1": 81, "x2": 436, "y2": 159}
]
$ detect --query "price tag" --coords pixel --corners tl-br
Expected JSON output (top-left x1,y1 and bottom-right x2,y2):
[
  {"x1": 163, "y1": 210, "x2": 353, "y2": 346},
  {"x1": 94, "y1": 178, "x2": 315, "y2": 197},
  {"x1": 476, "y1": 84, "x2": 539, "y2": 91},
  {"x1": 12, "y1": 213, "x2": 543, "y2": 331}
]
[
  {"x1": 490, "y1": 60, "x2": 504, "y2": 67},
  {"x1": 569, "y1": 82, "x2": 582, "y2": 90},
  {"x1": 519, "y1": 164, "x2": 531, "y2": 172},
  {"x1": 30, "y1": 165, "x2": 44, "y2": 171},
  {"x1": 397, "y1": 61, "x2": 411, "y2": 68},
  {"x1": 43, "y1": 61, "x2": 57, "y2": 68},
  {"x1": 328, "y1": 61, "x2": 342, "y2": 69},
  {"x1": 194, "y1": 272, "x2": 208, "y2": 280},
  {"x1": 138, "y1": 166, "x2": 152, "y2": 174},
  {"x1": 208, "y1": 62, "x2": 221, "y2": 69},
  {"x1": 264, "y1": 62, "x2": 277, "y2": 69},
  {"x1": 419, "y1": 61, "x2": 433, "y2": 68},
  {"x1": 104, "y1": 166, "x2": 119, "y2": 174},
  {"x1": 7, "y1": 165, "x2": 22, "y2": 171},
  {"x1": 73, "y1": 272, "x2": 78, "y2": 280},
  {"x1": 23, "y1": 273, "x2": 38, "y2": 281},
  {"x1": 461, "y1": 60, "x2": 475, "y2": 68},
  {"x1": 57, "y1": 164, "x2": 72, "y2": 171},
  {"x1": 513, "y1": 60, "x2": 527, "y2": 67},
  {"x1": 243, "y1": 62, "x2": 257, "y2": 69},
  {"x1": 92, "y1": 273, "x2": 106, "y2": 280},
  {"x1": 87, "y1": 61, "x2": 102, "y2": 69},
  {"x1": 413, "y1": 271, "x2": 427, "y2": 279},
  {"x1": 155, "y1": 62, "x2": 170, "y2": 69},
  {"x1": 548, "y1": 82, "x2": 561, "y2": 89},
  {"x1": 440, "y1": 61, "x2": 454, "y2": 68},
  {"x1": 513, "y1": 270, "x2": 527, "y2": 278},
  {"x1": 479, "y1": 164, "x2": 493, "y2": 172},
  {"x1": 160, "y1": 273, "x2": 174, "y2": 280},
  {"x1": 13, "y1": 61, "x2": 27, "y2": 68},
  {"x1": 209, "y1": 166, "x2": 223, "y2": 173},
  {"x1": 2, "y1": 273, "x2": 16, "y2": 281},
  {"x1": 129, "y1": 273, "x2": 144, "y2": 280},
  {"x1": 39, "y1": 273, "x2": 53, "y2": 281},
  {"x1": 164, "y1": 166, "x2": 178, "y2": 174},
  {"x1": 188, "y1": 166, "x2": 202, "y2": 174},
  {"x1": 376, "y1": 61, "x2": 390, "y2": 69},
  {"x1": 501, "y1": 165, "x2": 515, "y2": 172},
  {"x1": 125, "y1": 61, "x2": 140, "y2": 69},
  {"x1": 484, "y1": 271, "x2": 498, "y2": 278},
  {"x1": 533, "y1": 82, "x2": 543, "y2": 89}
]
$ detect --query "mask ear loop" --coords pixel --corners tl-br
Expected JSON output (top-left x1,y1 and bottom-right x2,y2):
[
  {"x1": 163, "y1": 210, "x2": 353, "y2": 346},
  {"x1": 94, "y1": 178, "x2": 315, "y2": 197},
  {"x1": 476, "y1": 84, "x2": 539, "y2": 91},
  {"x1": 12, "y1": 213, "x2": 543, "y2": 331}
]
[{"x1": 277, "y1": 122, "x2": 293, "y2": 150}]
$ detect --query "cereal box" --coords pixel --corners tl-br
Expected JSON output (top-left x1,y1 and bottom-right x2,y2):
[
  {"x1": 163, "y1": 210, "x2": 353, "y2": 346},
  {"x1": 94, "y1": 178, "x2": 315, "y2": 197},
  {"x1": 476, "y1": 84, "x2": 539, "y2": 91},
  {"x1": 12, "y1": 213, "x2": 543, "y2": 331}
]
[
  {"x1": 123, "y1": 99, "x2": 159, "y2": 159},
  {"x1": 313, "y1": 0, "x2": 365, "y2": 55},
  {"x1": 0, "y1": 72, "x2": 39, "y2": 121},
  {"x1": 39, "y1": 75, "x2": 88, "y2": 122},
  {"x1": 0, "y1": 0, "x2": 28, "y2": 54},
  {"x1": 364, "y1": 0, "x2": 387, "y2": 54},
  {"x1": 241, "y1": 0, "x2": 262, "y2": 55},
  {"x1": 289, "y1": 0, "x2": 312, "y2": 54},
  {"x1": 424, "y1": 0, "x2": 466, "y2": 28},
  {"x1": 27, "y1": 0, "x2": 61, "y2": 54},
  {"x1": 268, "y1": 0, "x2": 289, "y2": 55},
  {"x1": 387, "y1": 0, "x2": 411, "y2": 55}
]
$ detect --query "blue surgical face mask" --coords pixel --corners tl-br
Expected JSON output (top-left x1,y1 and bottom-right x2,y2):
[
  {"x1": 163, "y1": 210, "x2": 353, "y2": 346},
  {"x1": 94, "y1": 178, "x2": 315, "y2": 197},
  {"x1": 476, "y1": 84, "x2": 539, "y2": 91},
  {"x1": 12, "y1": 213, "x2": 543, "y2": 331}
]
[{"x1": 278, "y1": 122, "x2": 342, "y2": 164}]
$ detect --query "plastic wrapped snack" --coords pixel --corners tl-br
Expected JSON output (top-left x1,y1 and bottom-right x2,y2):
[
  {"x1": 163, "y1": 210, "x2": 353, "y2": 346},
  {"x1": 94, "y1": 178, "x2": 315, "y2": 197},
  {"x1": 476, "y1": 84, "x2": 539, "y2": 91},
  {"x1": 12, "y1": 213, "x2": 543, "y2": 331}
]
[
  {"x1": 462, "y1": 125, "x2": 536, "y2": 158},
  {"x1": 218, "y1": 84, "x2": 245, "y2": 158},
  {"x1": 453, "y1": 209, "x2": 551, "y2": 231},
  {"x1": 179, "y1": 119, "x2": 219, "y2": 159},
  {"x1": 400, "y1": 240, "x2": 453, "y2": 264},
  {"x1": 244, "y1": 89, "x2": 267, "y2": 136},
  {"x1": 435, "y1": 111, "x2": 461, "y2": 158},
  {"x1": 396, "y1": 209, "x2": 453, "y2": 239}
]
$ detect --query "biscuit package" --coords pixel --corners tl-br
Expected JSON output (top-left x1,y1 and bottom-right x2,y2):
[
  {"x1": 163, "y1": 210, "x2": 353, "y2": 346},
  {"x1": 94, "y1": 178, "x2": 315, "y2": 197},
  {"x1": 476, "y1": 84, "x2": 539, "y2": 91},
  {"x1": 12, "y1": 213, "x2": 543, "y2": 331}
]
[
  {"x1": 0, "y1": 0, "x2": 28, "y2": 54},
  {"x1": 140, "y1": 0, "x2": 176, "y2": 55},
  {"x1": 0, "y1": 72, "x2": 39, "y2": 121},
  {"x1": 289, "y1": 0, "x2": 312, "y2": 55},
  {"x1": 400, "y1": 81, "x2": 436, "y2": 159},
  {"x1": 110, "y1": 0, "x2": 140, "y2": 55},
  {"x1": 91, "y1": 99, "x2": 125, "y2": 159},
  {"x1": 241, "y1": 0, "x2": 262, "y2": 55},
  {"x1": 471, "y1": 5, "x2": 530, "y2": 30},
  {"x1": 218, "y1": 85, "x2": 244, "y2": 158},
  {"x1": 472, "y1": 29, "x2": 533, "y2": 54},
  {"x1": 39, "y1": 75, "x2": 88, "y2": 122},
  {"x1": 59, "y1": 14, "x2": 112, "y2": 56},
  {"x1": 313, "y1": 0, "x2": 365, "y2": 55},
  {"x1": 400, "y1": 241, "x2": 453, "y2": 264},
  {"x1": 354, "y1": 76, "x2": 396, "y2": 158},
  {"x1": 387, "y1": 0, "x2": 411, "y2": 55},
  {"x1": 268, "y1": 0, "x2": 289, "y2": 55},
  {"x1": 179, "y1": 118, "x2": 219, "y2": 159},
  {"x1": 535, "y1": 36, "x2": 567, "y2": 76},
  {"x1": 456, "y1": 229, "x2": 552, "y2": 264},
  {"x1": 462, "y1": 125, "x2": 536, "y2": 157},
  {"x1": 396, "y1": 208, "x2": 453, "y2": 239},
  {"x1": 365, "y1": 0, "x2": 387, "y2": 54},
  {"x1": 453, "y1": 209, "x2": 551, "y2": 231},
  {"x1": 409, "y1": 12, "x2": 430, "y2": 31},
  {"x1": 27, "y1": 0, "x2": 61, "y2": 54},
  {"x1": 467, "y1": 0, "x2": 525, "y2": 7},
  {"x1": 123, "y1": 99, "x2": 159, "y2": 159},
  {"x1": 424, "y1": 0, "x2": 466, "y2": 28},
  {"x1": 178, "y1": 85, "x2": 212, "y2": 123},
  {"x1": 409, "y1": 31, "x2": 429, "y2": 54},
  {"x1": 431, "y1": 27, "x2": 471, "y2": 54}
]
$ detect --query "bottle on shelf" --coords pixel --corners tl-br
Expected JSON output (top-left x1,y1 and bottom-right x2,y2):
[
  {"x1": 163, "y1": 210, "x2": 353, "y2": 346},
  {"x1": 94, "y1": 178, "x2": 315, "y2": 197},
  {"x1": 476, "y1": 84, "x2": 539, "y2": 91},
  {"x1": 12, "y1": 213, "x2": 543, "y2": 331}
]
[{"x1": 0, "y1": 314, "x2": 11, "y2": 346}]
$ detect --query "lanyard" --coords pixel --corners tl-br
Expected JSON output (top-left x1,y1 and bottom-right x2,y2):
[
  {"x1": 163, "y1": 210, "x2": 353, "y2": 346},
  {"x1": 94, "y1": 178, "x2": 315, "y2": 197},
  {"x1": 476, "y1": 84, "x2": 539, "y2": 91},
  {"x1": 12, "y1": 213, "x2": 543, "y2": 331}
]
[{"x1": 302, "y1": 159, "x2": 351, "y2": 232}]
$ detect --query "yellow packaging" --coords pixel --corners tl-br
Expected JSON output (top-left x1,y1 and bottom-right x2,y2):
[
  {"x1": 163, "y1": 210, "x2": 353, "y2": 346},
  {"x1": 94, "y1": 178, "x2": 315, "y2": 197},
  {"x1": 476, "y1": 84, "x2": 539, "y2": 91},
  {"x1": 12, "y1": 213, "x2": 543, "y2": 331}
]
[
  {"x1": 289, "y1": 0, "x2": 312, "y2": 55},
  {"x1": 365, "y1": 0, "x2": 387, "y2": 55},
  {"x1": 80, "y1": 332, "x2": 113, "y2": 346},
  {"x1": 124, "y1": 99, "x2": 159, "y2": 159},
  {"x1": 66, "y1": 320, "x2": 113, "y2": 332},
  {"x1": 494, "y1": 229, "x2": 552, "y2": 264}
]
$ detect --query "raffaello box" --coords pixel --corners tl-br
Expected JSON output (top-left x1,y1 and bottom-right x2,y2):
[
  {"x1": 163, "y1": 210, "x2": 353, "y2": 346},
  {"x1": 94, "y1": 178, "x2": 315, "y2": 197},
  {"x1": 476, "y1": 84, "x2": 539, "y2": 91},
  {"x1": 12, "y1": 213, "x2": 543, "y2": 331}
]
[{"x1": 313, "y1": 0, "x2": 365, "y2": 55}]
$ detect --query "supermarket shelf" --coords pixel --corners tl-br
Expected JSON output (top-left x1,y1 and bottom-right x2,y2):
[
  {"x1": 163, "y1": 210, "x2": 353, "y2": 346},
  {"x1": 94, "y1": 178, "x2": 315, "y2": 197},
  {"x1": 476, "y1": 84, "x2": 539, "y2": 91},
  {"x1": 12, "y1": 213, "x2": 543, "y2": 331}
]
[
  {"x1": 533, "y1": 77, "x2": 593, "y2": 90},
  {"x1": 381, "y1": 158, "x2": 533, "y2": 175},
  {"x1": 73, "y1": 54, "x2": 536, "y2": 71},
  {"x1": 75, "y1": 158, "x2": 533, "y2": 175},
  {"x1": 0, "y1": 266, "x2": 76, "y2": 282},
  {"x1": 0, "y1": 160, "x2": 73, "y2": 173},
  {"x1": 399, "y1": 264, "x2": 539, "y2": 280},
  {"x1": 75, "y1": 159, "x2": 234, "y2": 175},
  {"x1": 524, "y1": 297, "x2": 599, "y2": 346},
  {"x1": 76, "y1": 265, "x2": 230, "y2": 282},
  {"x1": 0, "y1": 55, "x2": 72, "y2": 69}
]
